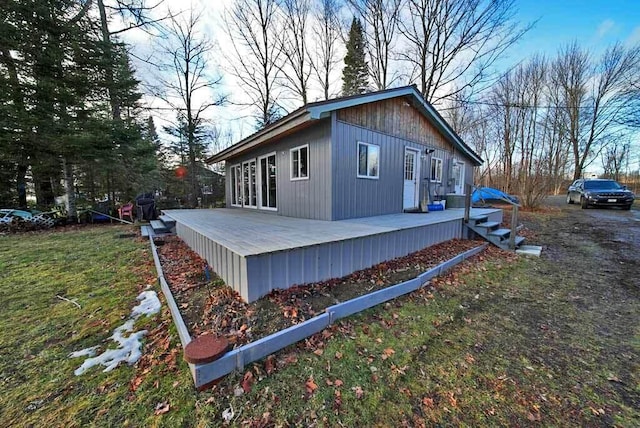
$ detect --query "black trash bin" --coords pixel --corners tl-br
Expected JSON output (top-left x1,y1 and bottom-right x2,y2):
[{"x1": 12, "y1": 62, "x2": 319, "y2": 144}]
[{"x1": 135, "y1": 193, "x2": 157, "y2": 221}]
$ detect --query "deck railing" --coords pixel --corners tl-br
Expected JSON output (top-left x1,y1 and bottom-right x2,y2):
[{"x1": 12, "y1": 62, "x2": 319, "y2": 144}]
[{"x1": 465, "y1": 184, "x2": 522, "y2": 250}]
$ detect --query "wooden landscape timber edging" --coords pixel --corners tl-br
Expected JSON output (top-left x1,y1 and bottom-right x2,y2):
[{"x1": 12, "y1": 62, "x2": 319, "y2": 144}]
[
  {"x1": 148, "y1": 236, "x2": 488, "y2": 389},
  {"x1": 149, "y1": 238, "x2": 199, "y2": 380}
]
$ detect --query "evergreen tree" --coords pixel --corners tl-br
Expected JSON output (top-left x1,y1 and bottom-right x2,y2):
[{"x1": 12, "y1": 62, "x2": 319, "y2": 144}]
[
  {"x1": 0, "y1": 1, "x2": 163, "y2": 216},
  {"x1": 341, "y1": 17, "x2": 369, "y2": 96}
]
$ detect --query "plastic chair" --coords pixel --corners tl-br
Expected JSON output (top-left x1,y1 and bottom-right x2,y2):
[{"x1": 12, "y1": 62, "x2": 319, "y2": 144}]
[{"x1": 118, "y1": 203, "x2": 134, "y2": 222}]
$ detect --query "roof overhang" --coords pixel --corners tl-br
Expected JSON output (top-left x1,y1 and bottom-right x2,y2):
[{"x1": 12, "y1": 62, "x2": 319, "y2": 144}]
[
  {"x1": 206, "y1": 109, "x2": 312, "y2": 164},
  {"x1": 206, "y1": 85, "x2": 483, "y2": 166}
]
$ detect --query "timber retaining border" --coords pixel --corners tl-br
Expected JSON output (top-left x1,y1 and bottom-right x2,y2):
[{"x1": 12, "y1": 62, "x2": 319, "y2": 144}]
[{"x1": 149, "y1": 236, "x2": 488, "y2": 389}]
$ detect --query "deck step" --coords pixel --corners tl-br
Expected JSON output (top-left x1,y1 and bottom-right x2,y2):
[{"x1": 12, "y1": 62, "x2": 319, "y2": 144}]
[
  {"x1": 150, "y1": 219, "x2": 170, "y2": 233},
  {"x1": 495, "y1": 235, "x2": 526, "y2": 250},
  {"x1": 140, "y1": 225, "x2": 151, "y2": 237},
  {"x1": 511, "y1": 236, "x2": 526, "y2": 248},
  {"x1": 488, "y1": 228, "x2": 511, "y2": 239},
  {"x1": 475, "y1": 221, "x2": 500, "y2": 229},
  {"x1": 469, "y1": 215, "x2": 488, "y2": 225},
  {"x1": 159, "y1": 214, "x2": 176, "y2": 228}
]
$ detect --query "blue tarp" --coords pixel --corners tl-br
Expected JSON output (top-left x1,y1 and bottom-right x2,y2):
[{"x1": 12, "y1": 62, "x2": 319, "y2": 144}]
[{"x1": 472, "y1": 187, "x2": 518, "y2": 204}]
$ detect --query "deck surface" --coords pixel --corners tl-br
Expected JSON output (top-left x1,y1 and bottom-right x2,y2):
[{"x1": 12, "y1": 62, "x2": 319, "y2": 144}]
[{"x1": 163, "y1": 208, "x2": 499, "y2": 256}]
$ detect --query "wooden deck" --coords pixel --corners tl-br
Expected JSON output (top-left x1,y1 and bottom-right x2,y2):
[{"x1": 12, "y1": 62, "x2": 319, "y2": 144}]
[{"x1": 164, "y1": 208, "x2": 502, "y2": 302}]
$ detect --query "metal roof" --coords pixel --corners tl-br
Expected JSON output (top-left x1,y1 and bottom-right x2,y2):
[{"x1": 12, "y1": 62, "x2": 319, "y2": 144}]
[{"x1": 206, "y1": 85, "x2": 483, "y2": 166}]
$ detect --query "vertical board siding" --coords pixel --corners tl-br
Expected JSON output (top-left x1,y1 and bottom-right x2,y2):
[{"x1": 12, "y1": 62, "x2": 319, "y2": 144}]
[
  {"x1": 225, "y1": 120, "x2": 332, "y2": 220},
  {"x1": 336, "y1": 97, "x2": 449, "y2": 150},
  {"x1": 176, "y1": 222, "x2": 248, "y2": 300},
  {"x1": 243, "y1": 219, "x2": 462, "y2": 300},
  {"x1": 332, "y1": 121, "x2": 428, "y2": 220},
  {"x1": 332, "y1": 120, "x2": 475, "y2": 220}
]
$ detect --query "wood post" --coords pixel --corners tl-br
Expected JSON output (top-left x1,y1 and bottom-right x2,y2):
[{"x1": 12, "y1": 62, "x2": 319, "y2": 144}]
[
  {"x1": 509, "y1": 204, "x2": 519, "y2": 249},
  {"x1": 464, "y1": 183, "x2": 472, "y2": 223}
]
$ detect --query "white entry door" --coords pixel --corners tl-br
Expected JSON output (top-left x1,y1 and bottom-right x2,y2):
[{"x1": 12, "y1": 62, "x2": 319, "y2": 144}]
[
  {"x1": 403, "y1": 148, "x2": 420, "y2": 209},
  {"x1": 452, "y1": 161, "x2": 465, "y2": 194}
]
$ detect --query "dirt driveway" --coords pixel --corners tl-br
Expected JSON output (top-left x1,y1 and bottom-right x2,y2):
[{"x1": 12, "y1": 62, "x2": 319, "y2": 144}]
[
  {"x1": 517, "y1": 196, "x2": 640, "y2": 414},
  {"x1": 538, "y1": 195, "x2": 640, "y2": 289}
]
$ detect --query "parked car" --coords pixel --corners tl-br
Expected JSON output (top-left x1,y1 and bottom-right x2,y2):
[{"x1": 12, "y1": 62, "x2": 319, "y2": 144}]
[{"x1": 566, "y1": 179, "x2": 635, "y2": 210}]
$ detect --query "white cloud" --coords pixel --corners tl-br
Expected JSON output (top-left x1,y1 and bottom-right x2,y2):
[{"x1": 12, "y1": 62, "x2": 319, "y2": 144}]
[
  {"x1": 596, "y1": 19, "x2": 615, "y2": 38},
  {"x1": 626, "y1": 26, "x2": 640, "y2": 46}
]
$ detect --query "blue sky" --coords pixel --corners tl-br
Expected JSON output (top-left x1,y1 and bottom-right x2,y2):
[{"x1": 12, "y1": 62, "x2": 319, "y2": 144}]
[{"x1": 508, "y1": 0, "x2": 640, "y2": 62}]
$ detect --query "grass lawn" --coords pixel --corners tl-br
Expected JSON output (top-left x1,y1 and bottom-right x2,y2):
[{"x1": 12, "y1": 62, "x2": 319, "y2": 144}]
[{"x1": 0, "y1": 222, "x2": 638, "y2": 426}]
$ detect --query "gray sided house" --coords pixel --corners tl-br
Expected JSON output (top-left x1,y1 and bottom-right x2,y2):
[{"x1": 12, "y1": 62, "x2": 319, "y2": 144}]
[
  {"x1": 160, "y1": 85, "x2": 489, "y2": 302},
  {"x1": 207, "y1": 85, "x2": 482, "y2": 220}
]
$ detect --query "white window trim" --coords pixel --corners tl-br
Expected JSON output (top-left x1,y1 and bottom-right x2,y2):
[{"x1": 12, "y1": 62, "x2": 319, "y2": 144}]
[
  {"x1": 230, "y1": 164, "x2": 242, "y2": 207},
  {"x1": 242, "y1": 160, "x2": 258, "y2": 209},
  {"x1": 430, "y1": 157, "x2": 443, "y2": 183},
  {"x1": 357, "y1": 141, "x2": 380, "y2": 180},
  {"x1": 258, "y1": 152, "x2": 278, "y2": 211},
  {"x1": 290, "y1": 144, "x2": 309, "y2": 181}
]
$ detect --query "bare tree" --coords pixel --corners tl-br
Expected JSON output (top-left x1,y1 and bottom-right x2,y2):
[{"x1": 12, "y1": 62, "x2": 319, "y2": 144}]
[
  {"x1": 309, "y1": 0, "x2": 344, "y2": 100},
  {"x1": 485, "y1": 56, "x2": 549, "y2": 207},
  {"x1": 225, "y1": 0, "x2": 284, "y2": 127},
  {"x1": 347, "y1": 0, "x2": 402, "y2": 90},
  {"x1": 278, "y1": 0, "x2": 313, "y2": 104},
  {"x1": 602, "y1": 142, "x2": 630, "y2": 181},
  {"x1": 552, "y1": 42, "x2": 640, "y2": 180},
  {"x1": 156, "y1": 9, "x2": 226, "y2": 207},
  {"x1": 398, "y1": 0, "x2": 529, "y2": 105}
]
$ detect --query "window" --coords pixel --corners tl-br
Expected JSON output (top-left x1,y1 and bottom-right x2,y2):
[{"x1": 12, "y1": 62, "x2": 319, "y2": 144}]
[
  {"x1": 357, "y1": 141, "x2": 379, "y2": 179},
  {"x1": 259, "y1": 153, "x2": 277, "y2": 210},
  {"x1": 430, "y1": 157, "x2": 443, "y2": 182},
  {"x1": 290, "y1": 145, "x2": 309, "y2": 180},
  {"x1": 242, "y1": 160, "x2": 257, "y2": 208},
  {"x1": 230, "y1": 165, "x2": 242, "y2": 206}
]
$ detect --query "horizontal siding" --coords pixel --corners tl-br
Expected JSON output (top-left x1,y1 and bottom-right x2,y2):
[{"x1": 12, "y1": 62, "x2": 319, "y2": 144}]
[{"x1": 225, "y1": 119, "x2": 332, "y2": 220}]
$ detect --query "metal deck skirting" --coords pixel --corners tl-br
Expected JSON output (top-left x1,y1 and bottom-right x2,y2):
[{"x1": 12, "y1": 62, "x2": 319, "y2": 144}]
[
  {"x1": 147, "y1": 235, "x2": 487, "y2": 388},
  {"x1": 165, "y1": 208, "x2": 501, "y2": 302}
]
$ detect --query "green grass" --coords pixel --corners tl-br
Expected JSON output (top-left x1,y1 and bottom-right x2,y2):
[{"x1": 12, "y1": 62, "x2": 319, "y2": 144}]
[
  {"x1": 0, "y1": 226, "x2": 197, "y2": 427},
  {"x1": 1, "y1": 225, "x2": 638, "y2": 427}
]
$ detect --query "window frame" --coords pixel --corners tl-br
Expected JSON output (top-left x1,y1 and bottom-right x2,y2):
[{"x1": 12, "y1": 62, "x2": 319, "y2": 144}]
[
  {"x1": 230, "y1": 164, "x2": 242, "y2": 207},
  {"x1": 258, "y1": 152, "x2": 278, "y2": 211},
  {"x1": 242, "y1": 159, "x2": 258, "y2": 209},
  {"x1": 290, "y1": 144, "x2": 309, "y2": 181},
  {"x1": 430, "y1": 157, "x2": 443, "y2": 183},
  {"x1": 357, "y1": 141, "x2": 380, "y2": 180}
]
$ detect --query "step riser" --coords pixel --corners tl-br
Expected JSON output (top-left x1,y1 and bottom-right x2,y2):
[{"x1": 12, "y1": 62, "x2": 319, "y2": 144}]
[{"x1": 466, "y1": 223, "x2": 525, "y2": 250}]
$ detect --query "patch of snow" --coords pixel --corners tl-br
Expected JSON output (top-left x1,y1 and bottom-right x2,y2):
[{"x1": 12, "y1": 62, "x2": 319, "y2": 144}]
[
  {"x1": 68, "y1": 346, "x2": 100, "y2": 358},
  {"x1": 70, "y1": 290, "x2": 162, "y2": 375},
  {"x1": 73, "y1": 327, "x2": 148, "y2": 376},
  {"x1": 131, "y1": 291, "x2": 161, "y2": 319}
]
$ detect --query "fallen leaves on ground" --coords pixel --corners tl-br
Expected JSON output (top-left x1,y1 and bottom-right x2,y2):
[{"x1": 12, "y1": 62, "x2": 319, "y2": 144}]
[
  {"x1": 305, "y1": 377, "x2": 318, "y2": 396},
  {"x1": 157, "y1": 236, "x2": 493, "y2": 351}
]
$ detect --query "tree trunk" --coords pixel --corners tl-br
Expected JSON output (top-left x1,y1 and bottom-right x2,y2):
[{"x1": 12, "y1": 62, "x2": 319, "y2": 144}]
[
  {"x1": 62, "y1": 157, "x2": 77, "y2": 221},
  {"x1": 16, "y1": 164, "x2": 28, "y2": 209}
]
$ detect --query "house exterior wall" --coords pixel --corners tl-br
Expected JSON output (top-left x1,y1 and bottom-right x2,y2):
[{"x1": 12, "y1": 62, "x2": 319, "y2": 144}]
[
  {"x1": 225, "y1": 119, "x2": 332, "y2": 220},
  {"x1": 336, "y1": 97, "x2": 450, "y2": 150},
  {"x1": 331, "y1": 99, "x2": 476, "y2": 220}
]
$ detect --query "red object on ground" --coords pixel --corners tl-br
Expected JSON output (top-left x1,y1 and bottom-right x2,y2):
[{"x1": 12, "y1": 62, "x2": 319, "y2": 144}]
[{"x1": 183, "y1": 335, "x2": 229, "y2": 364}]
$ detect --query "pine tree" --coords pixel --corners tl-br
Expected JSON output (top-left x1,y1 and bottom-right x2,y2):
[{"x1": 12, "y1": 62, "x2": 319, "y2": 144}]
[{"x1": 341, "y1": 17, "x2": 369, "y2": 96}]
